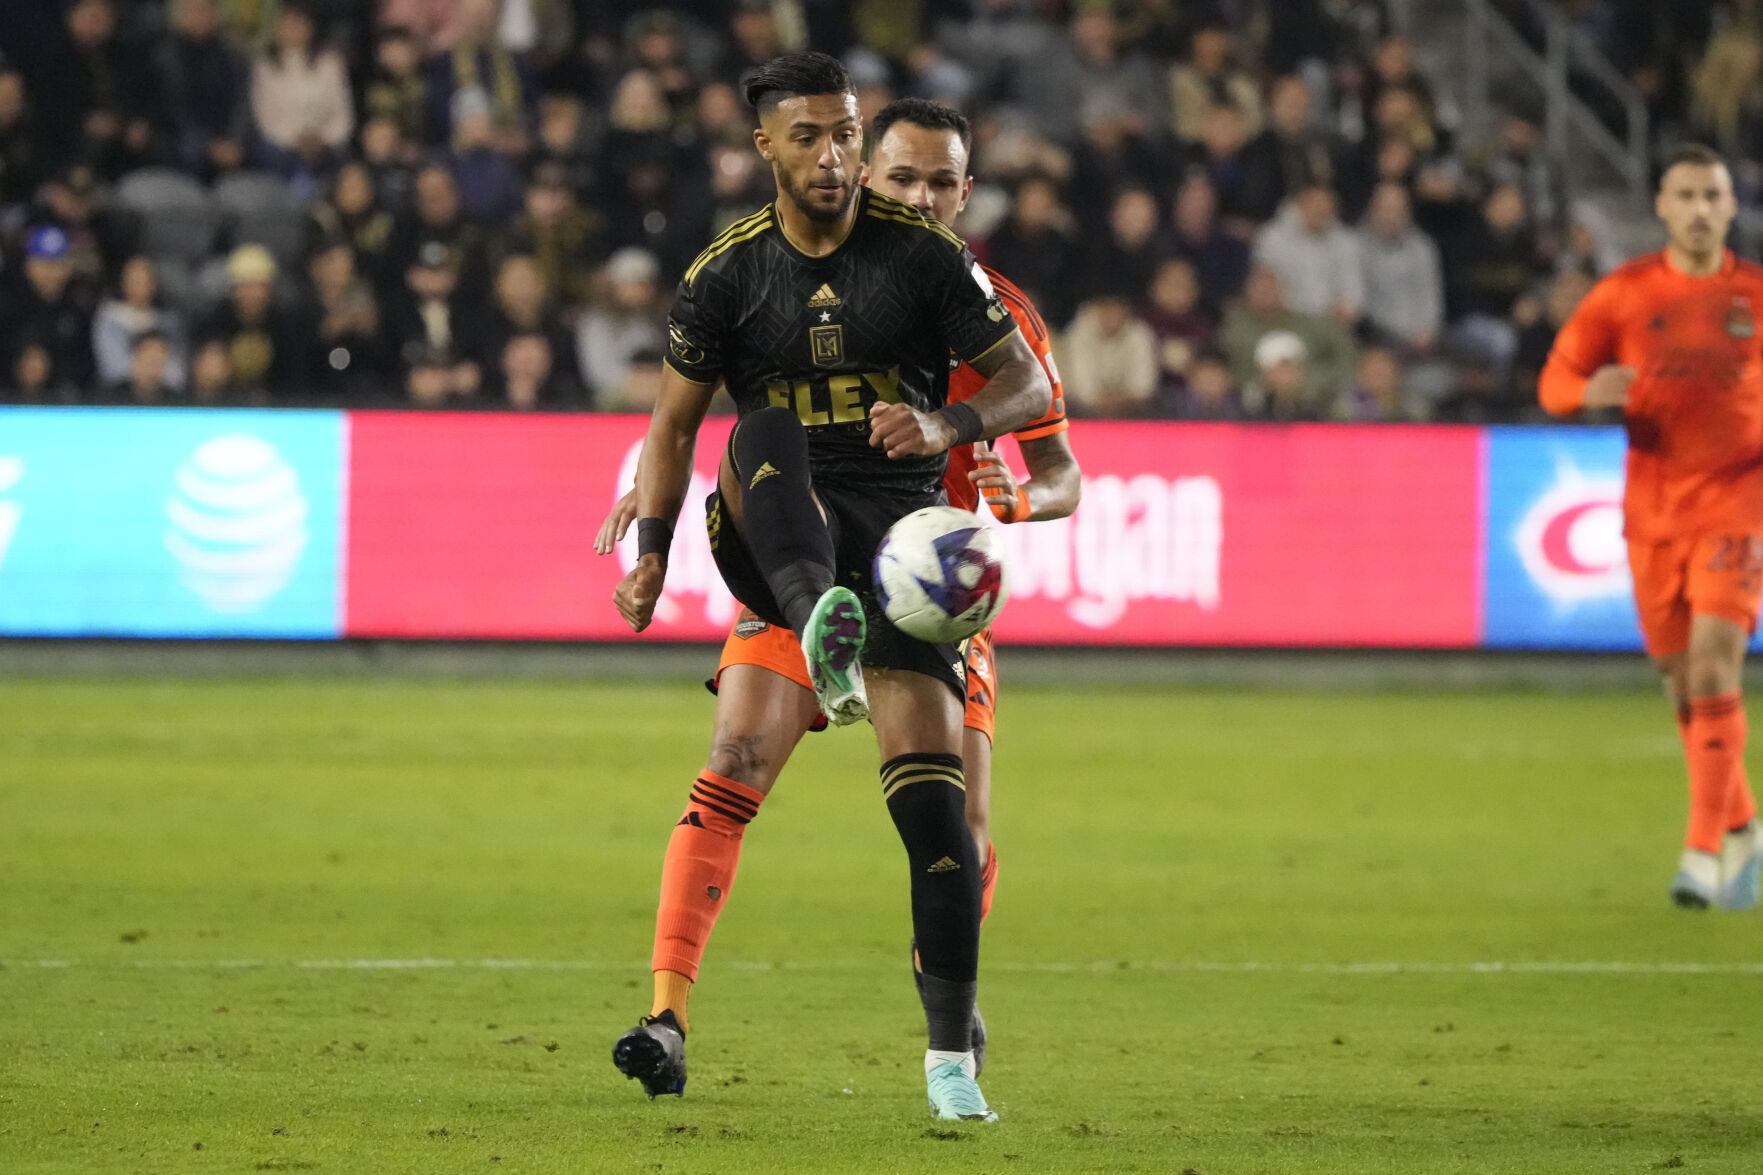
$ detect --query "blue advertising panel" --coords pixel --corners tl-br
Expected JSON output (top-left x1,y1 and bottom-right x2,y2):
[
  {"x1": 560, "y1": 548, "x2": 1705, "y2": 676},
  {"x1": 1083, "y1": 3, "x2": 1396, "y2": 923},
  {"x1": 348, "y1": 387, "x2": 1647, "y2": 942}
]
[
  {"x1": 0, "y1": 408, "x2": 344, "y2": 637},
  {"x1": 1482, "y1": 425, "x2": 1642, "y2": 650}
]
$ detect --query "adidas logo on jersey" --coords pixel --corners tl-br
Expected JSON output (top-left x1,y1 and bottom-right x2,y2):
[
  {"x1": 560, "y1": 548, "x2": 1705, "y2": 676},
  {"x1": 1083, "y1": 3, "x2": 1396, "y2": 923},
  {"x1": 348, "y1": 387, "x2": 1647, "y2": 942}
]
[
  {"x1": 807, "y1": 283, "x2": 841, "y2": 308},
  {"x1": 749, "y1": 461, "x2": 781, "y2": 489},
  {"x1": 927, "y1": 856, "x2": 962, "y2": 873}
]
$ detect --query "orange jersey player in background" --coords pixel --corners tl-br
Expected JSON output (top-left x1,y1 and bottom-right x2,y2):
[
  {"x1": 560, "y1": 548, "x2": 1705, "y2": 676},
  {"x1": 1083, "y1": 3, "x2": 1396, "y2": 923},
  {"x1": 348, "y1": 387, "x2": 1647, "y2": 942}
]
[
  {"x1": 597, "y1": 98, "x2": 1079, "y2": 1082},
  {"x1": 1539, "y1": 143, "x2": 1763, "y2": 910}
]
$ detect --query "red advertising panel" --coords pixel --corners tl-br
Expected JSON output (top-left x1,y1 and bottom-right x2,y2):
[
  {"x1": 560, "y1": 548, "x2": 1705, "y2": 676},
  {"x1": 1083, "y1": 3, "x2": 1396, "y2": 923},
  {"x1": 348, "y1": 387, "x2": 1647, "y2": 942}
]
[
  {"x1": 984, "y1": 422, "x2": 1481, "y2": 647},
  {"x1": 346, "y1": 415, "x2": 1481, "y2": 646}
]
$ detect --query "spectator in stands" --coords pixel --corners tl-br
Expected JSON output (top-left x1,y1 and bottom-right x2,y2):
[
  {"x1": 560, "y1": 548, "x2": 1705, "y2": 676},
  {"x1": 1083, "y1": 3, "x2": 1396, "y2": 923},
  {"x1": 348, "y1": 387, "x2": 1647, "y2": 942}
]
[
  {"x1": 357, "y1": 114, "x2": 417, "y2": 210},
  {"x1": 219, "y1": 0, "x2": 282, "y2": 53},
  {"x1": 575, "y1": 245, "x2": 661, "y2": 407},
  {"x1": 1475, "y1": 110, "x2": 1565, "y2": 235},
  {"x1": 1357, "y1": 182, "x2": 1444, "y2": 356},
  {"x1": 3, "y1": 225, "x2": 99, "y2": 394},
  {"x1": 1013, "y1": 5, "x2": 1165, "y2": 146},
  {"x1": 309, "y1": 161, "x2": 396, "y2": 286},
  {"x1": 34, "y1": 0, "x2": 161, "y2": 179},
  {"x1": 503, "y1": 160, "x2": 605, "y2": 307},
  {"x1": 1142, "y1": 256, "x2": 1213, "y2": 408},
  {"x1": 492, "y1": 331, "x2": 578, "y2": 410},
  {"x1": 1219, "y1": 265, "x2": 1356, "y2": 405},
  {"x1": 1362, "y1": 33, "x2": 1436, "y2": 128},
  {"x1": 389, "y1": 238, "x2": 483, "y2": 398},
  {"x1": 93, "y1": 256, "x2": 187, "y2": 391},
  {"x1": 1081, "y1": 185, "x2": 1174, "y2": 304},
  {"x1": 1334, "y1": 345, "x2": 1421, "y2": 422},
  {"x1": 1444, "y1": 181, "x2": 1546, "y2": 368},
  {"x1": 1688, "y1": 30, "x2": 1763, "y2": 160},
  {"x1": 448, "y1": 88, "x2": 524, "y2": 223},
  {"x1": 28, "y1": 164, "x2": 130, "y2": 286},
  {"x1": 5, "y1": 339, "x2": 69, "y2": 403},
  {"x1": 251, "y1": 1, "x2": 355, "y2": 181},
  {"x1": 306, "y1": 239, "x2": 385, "y2": 399},
  {"x1": 1238, "y1": 75, "x2": 1342, "y2": 224},
  {"x1": 1169, "y1": 21, "x2": 1263, "y2": 143},
  {"x1": 102, "y1": 330, "x2": 178, "y2": 404},
  {"x1": 625, "y1": 10, "x2": 699, "y2": 132},
  {"x1": 1068, "y1": 94, "x2": 1171, "y2": 227},
  {"x1": 361, "y1": 26, "x2": 428, "y2": 147},
  {"x1": 379, "y1": 0, "x2": 460, "y2": 54},
  {"x1": 1252, "y1": 183, "x2": 1364, "y2": 325},
  {"x1": 1243, "y1": 329, "x2": 1329, "y2": 421},
  {"x1": 385, "y1": 163, "x2": 488, "y2": 304},
  {"x1": 483, "y1": 251, "x2": 579, "y2": 392},
  {"x1": 199, "y1": 244, "x2": 307, "y2": 399},
  {"x1": 1510, "y1": 268, "x2": 1595, "y2": 407},
  {"x1": 1171, "y1": 172, "x2": 1249, "y2": 305},
  {"x1": 533, "y1": 92, "x2": 598, "y2": 196},
  {"x1": 1172, "y1": 349, "x2": 1245, "y2": 421},
  {"x1": 158, "y1": 0, "x2": 252, "y2": 181},
  {"x1": 985, "y1": 175, "x2": 1081, "y2": 327},
  {"x1": 403, "y1": 342, "x2": 461, "y2": 407},
  {"x1": 188, "y1": 339, "x2": 237, "y2": 404},
  {"x1": 606, "y1": 347, "x2": 666, "y2": 414},
  {"x1": 716, "y1": 1, "x2": 785, "y2": 89},
  {"x1": 1061, "y1": 289, "x2": 1159, "y2": 418},
  {"x1": 0, "y1": 68, "x2": 45, "y2": 211},
  {"x1": 425, "y1": 0, "x2": 535, "y2": 153}
]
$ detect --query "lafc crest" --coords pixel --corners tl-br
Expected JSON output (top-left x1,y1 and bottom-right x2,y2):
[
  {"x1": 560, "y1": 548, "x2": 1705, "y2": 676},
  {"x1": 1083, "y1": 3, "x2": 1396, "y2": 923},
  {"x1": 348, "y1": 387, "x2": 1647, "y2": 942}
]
[{"x1": 810, "y1": 323, "x2": 844, "y2": 367}]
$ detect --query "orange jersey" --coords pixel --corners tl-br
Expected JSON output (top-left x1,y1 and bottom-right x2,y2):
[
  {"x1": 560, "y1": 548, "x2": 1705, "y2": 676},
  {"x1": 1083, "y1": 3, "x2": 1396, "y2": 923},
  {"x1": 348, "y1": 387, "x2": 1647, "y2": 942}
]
[
  {"x1": 944, "y1": 267, "x2": 1068, "y2": 512},
  {"x1": 1540, "y1": 249, "x2": 1763, "y2": 538}
]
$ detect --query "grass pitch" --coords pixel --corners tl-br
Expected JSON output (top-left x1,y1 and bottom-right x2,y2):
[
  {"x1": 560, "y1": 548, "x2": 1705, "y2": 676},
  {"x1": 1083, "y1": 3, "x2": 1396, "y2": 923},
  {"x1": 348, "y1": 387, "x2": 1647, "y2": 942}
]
[{"x1": 2, "y1": 674, "x2": 1760, "y2": 1174}]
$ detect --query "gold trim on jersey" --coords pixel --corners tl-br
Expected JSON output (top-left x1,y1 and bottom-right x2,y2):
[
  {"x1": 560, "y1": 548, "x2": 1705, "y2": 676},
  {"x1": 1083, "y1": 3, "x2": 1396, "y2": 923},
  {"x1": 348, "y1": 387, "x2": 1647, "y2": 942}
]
[
  {"x1": 864, "y1": 206, "x2": 964, "y2": 249},
  {"x1": 963, "y1": 325, "x2": 1023, "y2": 367},
  {"x1": 683, "y1": 207, "x2": 774, "y2": 286}
]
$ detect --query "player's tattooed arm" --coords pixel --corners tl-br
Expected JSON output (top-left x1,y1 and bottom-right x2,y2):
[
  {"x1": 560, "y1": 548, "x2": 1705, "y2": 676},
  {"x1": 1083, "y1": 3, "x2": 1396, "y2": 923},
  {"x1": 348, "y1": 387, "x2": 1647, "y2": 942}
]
[
  {"x1": 614, "y1": 369, "x2": 716, "y2": 631},
  {"x1": 867, "y1": 331, "x2": 1051, "y2": 459}
]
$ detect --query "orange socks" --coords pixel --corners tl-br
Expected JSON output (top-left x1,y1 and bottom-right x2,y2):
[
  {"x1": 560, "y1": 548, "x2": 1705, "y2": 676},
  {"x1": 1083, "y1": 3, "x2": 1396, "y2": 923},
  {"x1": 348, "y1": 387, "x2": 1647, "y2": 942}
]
[
  {"x1": 649, "y1": 771, "x2": 764, "y2": 1027},
  {"x1": 978, "y1": 842, "x2": 999, "y2": 924},
  {"x1": 1683, "y1": 693, "x2": 1751, "y2": 853}
]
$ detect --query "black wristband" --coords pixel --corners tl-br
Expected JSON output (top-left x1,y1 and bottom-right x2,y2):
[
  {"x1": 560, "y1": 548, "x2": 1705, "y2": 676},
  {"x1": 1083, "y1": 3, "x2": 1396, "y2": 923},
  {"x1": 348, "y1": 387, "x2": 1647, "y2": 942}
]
[
  {"x1": 935, "y1": 401, "x2": 985, "y2": 447},
  {"x1": 636, "y1": 517, "x2": 673, "y2": 561}
]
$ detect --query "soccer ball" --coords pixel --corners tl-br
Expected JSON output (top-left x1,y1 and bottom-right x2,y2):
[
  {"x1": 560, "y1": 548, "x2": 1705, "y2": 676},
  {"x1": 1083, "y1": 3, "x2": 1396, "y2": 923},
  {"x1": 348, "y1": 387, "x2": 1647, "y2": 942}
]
[{"x1": 872, "y1": 506, "x2": 1009, "y2": 643}]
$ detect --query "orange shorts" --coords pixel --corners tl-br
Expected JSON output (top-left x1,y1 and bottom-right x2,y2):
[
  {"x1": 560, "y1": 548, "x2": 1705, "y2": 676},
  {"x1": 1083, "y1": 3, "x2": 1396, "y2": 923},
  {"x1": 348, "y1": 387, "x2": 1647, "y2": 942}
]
[
  {"x1": 1627, "y1": 530, "x2": 1763, "y2": 657},
  {"x1": 710, "y1": 608, "x2": 998, "y2": 739}
]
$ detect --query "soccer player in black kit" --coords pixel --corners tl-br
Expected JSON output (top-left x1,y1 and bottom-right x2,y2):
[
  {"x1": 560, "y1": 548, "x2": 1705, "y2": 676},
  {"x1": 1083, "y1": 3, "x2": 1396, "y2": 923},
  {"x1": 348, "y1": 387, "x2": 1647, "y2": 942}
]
[{"x1": 610, "y1": 53, "x2": 1051, "y2": 1122}]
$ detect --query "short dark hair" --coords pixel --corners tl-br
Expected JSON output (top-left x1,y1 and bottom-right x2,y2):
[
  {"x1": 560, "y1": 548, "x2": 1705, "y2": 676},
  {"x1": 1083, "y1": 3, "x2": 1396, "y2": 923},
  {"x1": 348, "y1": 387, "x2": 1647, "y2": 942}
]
[
  {"x1": 870, "y1": 98, "x2": 973, "y2": 159},
  {"x1": 1664, "y1": 142, "x2": 1726, "y2": 175},
  {"x1": 742, "y1": 51, "x2": 853, "y2": 114}
]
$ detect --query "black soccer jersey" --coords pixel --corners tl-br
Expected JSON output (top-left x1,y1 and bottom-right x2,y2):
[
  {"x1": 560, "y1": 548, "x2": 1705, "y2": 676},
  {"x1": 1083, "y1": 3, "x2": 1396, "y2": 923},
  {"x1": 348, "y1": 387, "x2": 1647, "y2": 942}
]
[{"x1": 665, "y1": 188, "x2": 1018, "y2": 499}]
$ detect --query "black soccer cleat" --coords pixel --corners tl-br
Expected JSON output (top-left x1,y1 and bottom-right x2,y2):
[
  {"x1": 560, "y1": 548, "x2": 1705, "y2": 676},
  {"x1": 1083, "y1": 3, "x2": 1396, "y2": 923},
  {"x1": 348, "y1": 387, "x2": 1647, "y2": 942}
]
[{"x1": 613, "y1": 1009, "x2": 687, "y2": 1098}]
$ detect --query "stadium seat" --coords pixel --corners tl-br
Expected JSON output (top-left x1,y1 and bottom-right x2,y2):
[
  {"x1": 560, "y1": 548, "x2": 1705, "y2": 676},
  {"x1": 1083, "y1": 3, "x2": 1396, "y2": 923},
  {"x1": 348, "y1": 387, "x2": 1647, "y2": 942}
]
[
  {"x1": 113, "y1": 168, "x2": 222, "y2": 264},
  {"x1": 213, "y1": 171, "x2": 308, "y2": 269}
]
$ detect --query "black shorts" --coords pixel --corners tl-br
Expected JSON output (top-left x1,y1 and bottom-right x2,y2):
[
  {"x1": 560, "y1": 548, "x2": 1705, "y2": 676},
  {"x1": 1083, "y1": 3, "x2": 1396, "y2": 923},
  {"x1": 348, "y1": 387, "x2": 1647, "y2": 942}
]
[{"x1": 705, "y1": 484, "x2": 967, "y2": 700}]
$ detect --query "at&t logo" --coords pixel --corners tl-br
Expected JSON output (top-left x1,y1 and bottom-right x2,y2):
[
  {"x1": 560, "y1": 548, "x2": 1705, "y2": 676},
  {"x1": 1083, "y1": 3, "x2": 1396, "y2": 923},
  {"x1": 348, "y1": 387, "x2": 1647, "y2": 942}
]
[
  {"x1": 1514, "y1": 465, "x2": 1627, "y2": 604},
  {"x1": 163, "y1": 435, "x2": 309, "y2": 612}
]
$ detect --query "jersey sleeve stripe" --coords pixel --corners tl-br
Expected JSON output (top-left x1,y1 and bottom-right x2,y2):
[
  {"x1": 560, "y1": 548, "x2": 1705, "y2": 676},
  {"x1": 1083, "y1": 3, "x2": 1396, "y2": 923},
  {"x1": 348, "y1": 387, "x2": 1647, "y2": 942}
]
[
  {"x1": 997, "y1": 287, "x2": 1047, "y2": 341},
  {"x1": 962, "y1": 325, "x2": 1022, "y2": 366},
  {"x1": 1012, "y1": 419, "x2": 1069, "y2": 442},
  {"x1": 683, "y1": 209, "x2": 774, "y2": 286},
  {"x1": 864, "y1": 207, "x2": 964, "y2": 249},
  {"x1": 662, "y1": 355, "x2": 717, "y2": 385}
]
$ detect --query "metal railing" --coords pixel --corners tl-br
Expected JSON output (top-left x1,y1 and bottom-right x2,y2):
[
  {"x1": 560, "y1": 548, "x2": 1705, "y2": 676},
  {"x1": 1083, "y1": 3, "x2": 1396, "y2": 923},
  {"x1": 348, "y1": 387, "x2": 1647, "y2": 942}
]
[{"x1": 1453, "y1": 0, "x2": 1650, "y2": 207}]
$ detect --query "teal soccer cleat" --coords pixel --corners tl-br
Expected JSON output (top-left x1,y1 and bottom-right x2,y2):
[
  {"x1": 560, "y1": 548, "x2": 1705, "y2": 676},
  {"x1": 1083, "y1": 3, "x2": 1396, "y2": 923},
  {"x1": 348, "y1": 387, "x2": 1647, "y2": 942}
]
[
  {"x1": 926, "y1": 1056, "x2": 997, "y2": 1122},
  {"x1": 1717, "y1": 822, "x2": 1762, "y2": 911}
]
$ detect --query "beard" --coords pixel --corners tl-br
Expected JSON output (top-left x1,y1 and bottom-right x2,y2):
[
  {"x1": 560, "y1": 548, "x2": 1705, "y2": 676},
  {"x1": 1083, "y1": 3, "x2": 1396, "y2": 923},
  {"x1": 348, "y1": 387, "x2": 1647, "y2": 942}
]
[{"x1": 780, "y1": 168, "x2": 857, "y2": 223}]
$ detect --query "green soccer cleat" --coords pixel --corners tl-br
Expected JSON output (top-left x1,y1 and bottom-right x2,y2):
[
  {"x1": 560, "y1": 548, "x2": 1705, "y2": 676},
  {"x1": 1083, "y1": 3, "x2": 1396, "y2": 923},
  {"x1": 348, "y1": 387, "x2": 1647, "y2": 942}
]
[
  {"x1": 926, "y1": 1055, "x2": 997, "y2": 1122},
  {"x1": 800, "y1": 586, "x2": 868, "y2": 726},
  {"x1": 612, "y1": 1010, "x2": 687, "y2": 1098}
]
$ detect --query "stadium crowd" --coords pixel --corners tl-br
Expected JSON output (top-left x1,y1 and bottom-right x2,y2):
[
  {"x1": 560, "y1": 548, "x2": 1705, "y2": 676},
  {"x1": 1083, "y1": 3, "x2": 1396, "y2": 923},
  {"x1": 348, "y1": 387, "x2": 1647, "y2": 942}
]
[{"x1": 0, "y1": 0, "x2": 1757, "y2": 421}]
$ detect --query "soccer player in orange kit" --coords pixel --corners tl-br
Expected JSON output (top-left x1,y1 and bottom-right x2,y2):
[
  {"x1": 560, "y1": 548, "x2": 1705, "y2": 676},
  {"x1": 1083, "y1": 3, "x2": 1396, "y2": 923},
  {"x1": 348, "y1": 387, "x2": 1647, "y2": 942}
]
[{"x1": 1540, "y1": 143, "x2": 1763, "y2": 910}]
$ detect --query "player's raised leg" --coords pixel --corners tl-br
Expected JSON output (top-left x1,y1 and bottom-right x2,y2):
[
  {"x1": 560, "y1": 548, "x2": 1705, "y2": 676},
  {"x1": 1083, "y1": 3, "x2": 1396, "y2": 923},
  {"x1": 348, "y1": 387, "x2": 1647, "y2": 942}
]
[
  {"x1": 613, "y1": 662, "x2": 822, "y2": 1097},
  {"x1": 869, "y1": 668, "x2": 994, "y2": 1121},
  {"x1": 719, "y1": 406, "x2": 867, "y2": 724}
]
